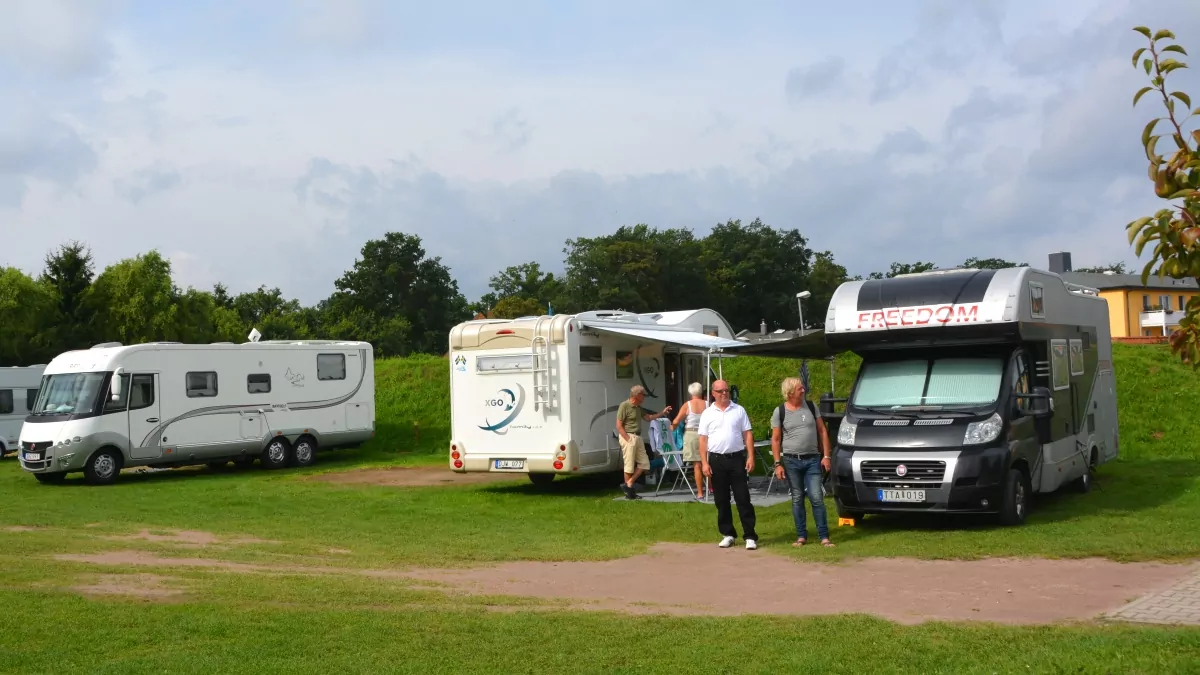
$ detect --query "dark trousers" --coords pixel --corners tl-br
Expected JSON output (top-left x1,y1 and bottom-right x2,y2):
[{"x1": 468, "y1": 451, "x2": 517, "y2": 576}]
[{"x1": 709, "y1": 450, "x2": 757, "y2": 540}]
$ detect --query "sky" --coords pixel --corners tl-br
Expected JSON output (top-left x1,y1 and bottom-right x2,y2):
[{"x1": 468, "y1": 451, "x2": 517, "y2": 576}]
[{"x1": 2, "y1": 0, "x2": 1199, "y2": 305}]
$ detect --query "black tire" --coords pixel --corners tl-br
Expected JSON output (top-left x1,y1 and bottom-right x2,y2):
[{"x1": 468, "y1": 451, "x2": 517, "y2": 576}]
[
  {"x1": 998, "y1": 467, "x2": 1031, "y2": 526},
  {"x1": 261, "y1": 438, "x2": 290, "y2": 470},
  {"x1": 84, "y1": 449, "x2": 122, "y2": 486},
  {"x1": 528, "y1": 473, "x2": 555, "y2": 486},
  {"x1": 1071, "y1": 450, "x2": 1096, "y2": 493},
  {"x1": 834, "y1": 496, "x2": 865, "y2": 521},
  {"x1": 290, "y1": 437, "x2": 317, "y2": 468},
  {"x1": 33, "y1": 472, "x2": 67, "y2": 484}
]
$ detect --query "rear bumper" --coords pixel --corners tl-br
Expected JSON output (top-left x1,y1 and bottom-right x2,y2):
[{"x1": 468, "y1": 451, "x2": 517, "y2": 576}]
[{"x1": 449, "y1": 439, "x2": 581, "y2": 474}]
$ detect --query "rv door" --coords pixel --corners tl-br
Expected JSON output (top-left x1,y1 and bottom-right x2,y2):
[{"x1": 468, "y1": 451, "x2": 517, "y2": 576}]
[{"x1": 126, "y1": 373, "x2": 162, "y2": 460}]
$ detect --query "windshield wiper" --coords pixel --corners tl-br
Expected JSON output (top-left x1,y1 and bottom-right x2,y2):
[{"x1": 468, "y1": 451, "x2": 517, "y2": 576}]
[{"x1": 856, "y1": 406, "x2": 921, "y2": 418}]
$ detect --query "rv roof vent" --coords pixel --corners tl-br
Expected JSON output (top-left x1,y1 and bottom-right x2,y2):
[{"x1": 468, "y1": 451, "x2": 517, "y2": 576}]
[{"x1": 91, "y1": 342, "x2": 122, "y2": 349}]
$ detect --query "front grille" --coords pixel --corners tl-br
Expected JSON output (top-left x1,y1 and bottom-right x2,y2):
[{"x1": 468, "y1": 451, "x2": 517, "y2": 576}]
[
  {"x1": 22, "y1": 441, "x2": 51, "y2": 453},
  {"x1": 861, "y1": 460, "x2": 946, "y2": 482}
]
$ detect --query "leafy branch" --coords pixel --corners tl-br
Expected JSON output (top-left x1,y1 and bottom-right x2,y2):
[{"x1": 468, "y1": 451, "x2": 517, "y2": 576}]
[{"x1": 1127, "y1": 26, "x2": 1200, "y2": 365}]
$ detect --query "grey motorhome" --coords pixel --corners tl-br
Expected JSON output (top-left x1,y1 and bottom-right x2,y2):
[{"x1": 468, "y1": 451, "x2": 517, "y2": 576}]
[{"x1": 822, "y1": 266, "x2": 1118, "y2": 525}]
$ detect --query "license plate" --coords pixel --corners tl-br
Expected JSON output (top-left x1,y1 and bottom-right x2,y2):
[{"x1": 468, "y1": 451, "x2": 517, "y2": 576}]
[
  {"x1": 878, "y1": 488, "x2": 924, "y2": 502},
  {"x1": 494, "y1": 459, "x2": 524, "y2": 470},
  {"x1": 24, "y1": 453, "x2": 42, "y2": 461}
]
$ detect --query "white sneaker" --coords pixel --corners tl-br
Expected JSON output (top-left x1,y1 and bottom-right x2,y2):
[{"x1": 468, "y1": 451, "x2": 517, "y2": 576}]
[
  {"x1": 745, "y1": 539, "x2": 757, "y2": 550},
  {"x1": 718, "y1": 536, "x2": 735, "y2": 548}
]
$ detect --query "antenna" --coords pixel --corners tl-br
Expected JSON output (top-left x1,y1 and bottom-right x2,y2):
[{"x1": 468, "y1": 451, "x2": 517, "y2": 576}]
[{"x1": 248, "y1": 327, "x2": 262, "y2": 343}]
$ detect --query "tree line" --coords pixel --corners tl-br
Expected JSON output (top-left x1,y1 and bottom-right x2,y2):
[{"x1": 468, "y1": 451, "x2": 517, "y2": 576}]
[{"x1": 0, "y1": 219, "x2": 1121, "y2": 366}]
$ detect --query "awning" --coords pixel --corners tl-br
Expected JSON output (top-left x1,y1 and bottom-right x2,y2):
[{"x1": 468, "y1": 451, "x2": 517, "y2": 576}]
[
  {"x1": 726, "y1": 330, "x2": 842, "y2": 359},
  {"x1": 579, "y1": 323, "x2": 747, "y2": 350}
]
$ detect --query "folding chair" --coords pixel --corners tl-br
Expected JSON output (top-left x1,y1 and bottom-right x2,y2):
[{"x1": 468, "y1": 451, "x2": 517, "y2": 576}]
[{"x1": 653, "y1": 421, "x2": 698, "y2": 497}]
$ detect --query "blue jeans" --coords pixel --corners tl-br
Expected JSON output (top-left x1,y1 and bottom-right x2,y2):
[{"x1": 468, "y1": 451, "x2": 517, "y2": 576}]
[{"x1": 782, "y1": 455, "x2": 829, "y2": 541}]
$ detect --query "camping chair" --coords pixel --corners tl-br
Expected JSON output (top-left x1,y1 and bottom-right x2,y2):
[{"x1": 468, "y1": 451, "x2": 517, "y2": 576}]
[{"x1": 653, "y1": 421, "x2": 698, "y2": 498}]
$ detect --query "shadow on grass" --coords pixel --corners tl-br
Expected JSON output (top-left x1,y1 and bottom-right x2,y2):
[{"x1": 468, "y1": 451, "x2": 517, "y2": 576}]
[{"x1": 823, "y1": 459, "x2": 1199, "y2": 539}]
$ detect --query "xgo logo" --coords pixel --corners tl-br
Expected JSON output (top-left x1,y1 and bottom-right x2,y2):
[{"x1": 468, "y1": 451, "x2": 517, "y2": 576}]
[{"x1": 479, "y1": 384, "x2": 525, "y2": 434}]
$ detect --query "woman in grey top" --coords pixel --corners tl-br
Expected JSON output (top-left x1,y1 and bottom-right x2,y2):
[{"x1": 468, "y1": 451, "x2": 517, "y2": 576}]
[{"x1": 771, "y1": 376, "x2": 834, "y2": 547}]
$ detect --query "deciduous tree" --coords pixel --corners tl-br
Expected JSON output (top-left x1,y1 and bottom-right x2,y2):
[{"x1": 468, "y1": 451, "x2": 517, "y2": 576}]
[{"x1": 1127, "y1": 26, "x2": 1200, "y2": 364}]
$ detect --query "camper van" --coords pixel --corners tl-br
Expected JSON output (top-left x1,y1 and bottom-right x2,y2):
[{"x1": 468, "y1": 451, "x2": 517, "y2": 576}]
[
  {"x1": 448, "y1": 309, "x2": 745, "y2": 484},
  {"x1": 1, "y1": 365, "x2": 46, "y2": 458},
  {"x1": 822, "y1": 266, "x2": 1118, "y2": 525},
  {"x1": 18, "y1": 339, "x2": 375, "y2": 485}
]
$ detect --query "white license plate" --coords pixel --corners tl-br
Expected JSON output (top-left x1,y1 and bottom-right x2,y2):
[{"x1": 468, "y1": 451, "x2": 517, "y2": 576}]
[
  {"x1": 494, "y1": 459, "x2": 524, "y2": 470},
  {"x1": 24, "y1": 453, "x2": 41, "y2": 461},
  {"x1": 878, "y1": 488, "x2": 924, "y2": 502}
]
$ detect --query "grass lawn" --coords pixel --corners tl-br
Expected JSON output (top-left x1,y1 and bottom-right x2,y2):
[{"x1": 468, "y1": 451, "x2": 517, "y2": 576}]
[{"x1": 0, "y1": 344, "x2": 1197, "y2": 672}]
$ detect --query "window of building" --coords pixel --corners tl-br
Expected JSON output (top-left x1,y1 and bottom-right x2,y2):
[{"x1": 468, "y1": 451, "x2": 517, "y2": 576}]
[
  {"x1": 316, "y1": 354, "x2": 346, "y2": 380},
  {"x1": 0, "y1": 389, "x2": 12, "y2": 415},
  {"x1": 1143, "y1": 294, "x2": 1151, "y2": 311},
  {"x1": 186, "y1": 371, "x2": 218, "y2": 397},
  {"x1": 579, "y1": 346, "x2": 602, "y2": 363},
  {"x1": 248, "y1": 373, "x2": 271, "y2": 393},
  {"x1": 1181, "y1": 295, "x2": 1188, "y2": 312},
  {"x1": 1160, "y1": 294, "x2": 1172, "y2": 311}
]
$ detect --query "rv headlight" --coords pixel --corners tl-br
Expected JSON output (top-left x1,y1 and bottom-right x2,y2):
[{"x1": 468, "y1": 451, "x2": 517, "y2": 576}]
[
  {"x1": 837, "y1": 420, "x2": 857, "y2": 446},
  {"x1": 963, "y1": 413, "x2": 1003, "y2": 446}
]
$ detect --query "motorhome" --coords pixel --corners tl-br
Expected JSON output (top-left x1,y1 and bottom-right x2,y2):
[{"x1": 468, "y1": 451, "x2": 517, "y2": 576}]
[
  {"x1": 18, "y1": 339, "x2": 375, "y2": 485},
  {"x1": 822, "y1": 266, "x2": 1118, "y2": 525},
  {"x1": 0, "y1": 364, "x2": 46, "y2": 458},
  {"x1": 447, "y1": 309, "x2": 745, "y2": 484}
]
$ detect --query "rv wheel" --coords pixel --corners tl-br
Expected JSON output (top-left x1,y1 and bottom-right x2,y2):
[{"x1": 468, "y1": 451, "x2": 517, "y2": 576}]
[
  {"x1": 83, "y1": 449, "x2": 122, "y2": 486},
  {"x1": 1071, "y1": 450, "x2": 1096, "y2": 493},
  {"x1": 261, "y1": 438, "x2": 289, "y2": 470},
  {"x1": 290, "y1": 437, "x2": 316, "y2": 468},
  {"x1": 998, "y1": 468, "x2": 1031, "y2": 526},
  {"x1": 528, "y1": 473, "x2": 555, "y2": 486}
]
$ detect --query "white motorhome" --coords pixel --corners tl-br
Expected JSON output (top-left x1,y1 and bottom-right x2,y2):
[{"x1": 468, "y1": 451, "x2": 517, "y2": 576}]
[
  {"x1": 18, "y1": 339, "x2": 375, "y2": 485},
  {"x1": 447, "y1": 309, "x2": 745, "y2": 484},
  {"x1": 0, "y1": 364, "x2": 46, "y2": 458},
  {"x1": 823, "y1": 266, "x2": 1118, "y2": 525}
]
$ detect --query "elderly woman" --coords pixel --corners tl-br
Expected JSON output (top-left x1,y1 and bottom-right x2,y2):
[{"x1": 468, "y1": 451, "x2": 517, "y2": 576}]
[
  {"x1": 671, "y1": 382, "x2": 707, "y2": 500},
  {"x1": 770, "y1": 376, "x2": 834, "y2": 547}
]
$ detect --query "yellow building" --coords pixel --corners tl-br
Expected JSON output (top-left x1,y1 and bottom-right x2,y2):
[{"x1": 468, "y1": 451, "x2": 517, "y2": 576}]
[{"x1": 1051, "y1": 254, "x2": 1200, "y2": 338}]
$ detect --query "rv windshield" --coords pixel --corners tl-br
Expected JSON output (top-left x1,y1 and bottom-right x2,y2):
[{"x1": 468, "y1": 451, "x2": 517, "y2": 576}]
[
  {"x1": 851, "y1": 357, "x2": 1004, "y2": 409},
  {"x1": 30, "y1": 372, "x2": 107, "y2": 416}
]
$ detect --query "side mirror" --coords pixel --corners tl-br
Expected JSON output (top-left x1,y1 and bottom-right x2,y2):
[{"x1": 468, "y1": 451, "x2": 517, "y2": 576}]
[
  {"x1": 1015, "y1": 386, "x2": 1052, "y2": 417},
  {"x1": 730, "y1": 384, "x2": 740, "y2": 404},
  {"x1": 110, "y1": 367, "x2": 124, "y2": 401}
]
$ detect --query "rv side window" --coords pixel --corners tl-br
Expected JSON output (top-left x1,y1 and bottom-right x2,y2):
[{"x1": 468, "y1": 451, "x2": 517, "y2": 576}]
[
  {"x1": 0, "y1": 390, "x2": 12, "y2": 415},
  {"x1": 25, "y1": 389, "x2": 38, "y2": 412},
  {"x1": 248, "y1": 374, "x2": 271, "y2": 394},
  {"x1": 1050, "y1": 340, "x2": 1069, "y2": 390},
  {"x1": 317, "y1": 354, "x2": 346, "y2": 380},
  {"x1": 579, "y1": 346, "x2": 602, "y2": 363},
  {"x1": 1013, "y1": 354, "x2": 1032, "y2": 412},
  {"x1": 186, "y1": 372, "x2": 218, "y2": 398},
  {"x1": 128, "y1": 375, "x2": 155, "y2": 411},
  {"x1": 1029, "y1": 283, "x2": 1045, "y2": 318},
  {"x1": 1068, "y1": 339, "x2": 1084, "y2": 376}
]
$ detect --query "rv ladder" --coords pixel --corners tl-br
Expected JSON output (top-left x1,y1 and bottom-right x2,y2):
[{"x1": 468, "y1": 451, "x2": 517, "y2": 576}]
[{"x1": 532, "y1": 316, "x2": 552, "y2": 410}]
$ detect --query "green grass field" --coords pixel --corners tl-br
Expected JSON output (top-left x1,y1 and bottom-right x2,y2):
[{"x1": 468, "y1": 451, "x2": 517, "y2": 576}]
[{"x1": 1, "y1": 343, "x2": 1198, "y2": 672}]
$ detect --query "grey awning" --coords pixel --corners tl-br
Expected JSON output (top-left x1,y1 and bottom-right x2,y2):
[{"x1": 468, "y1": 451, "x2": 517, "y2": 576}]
[{"x1": 580, "y1": 323, "x2": 747, "y2": 350}]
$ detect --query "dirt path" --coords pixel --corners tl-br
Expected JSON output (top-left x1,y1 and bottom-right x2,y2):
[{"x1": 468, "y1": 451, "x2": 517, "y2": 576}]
[
  {"x1": 309, "y1": 465, "x2": 521, "y2": 488},
  {"x1": 53, "y1": 542, "x2": 1200, "y2": 624}
]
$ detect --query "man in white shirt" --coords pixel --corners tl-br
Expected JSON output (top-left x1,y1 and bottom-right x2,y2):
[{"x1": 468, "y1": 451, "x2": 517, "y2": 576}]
[{"x1": 698, "y1": 379, "x2": 758, "y2": 549}]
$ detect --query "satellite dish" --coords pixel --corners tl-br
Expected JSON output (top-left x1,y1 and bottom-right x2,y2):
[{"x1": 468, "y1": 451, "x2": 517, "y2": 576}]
[{"x1": 248, "y1": 327, "x2": 262, "y2": 343}]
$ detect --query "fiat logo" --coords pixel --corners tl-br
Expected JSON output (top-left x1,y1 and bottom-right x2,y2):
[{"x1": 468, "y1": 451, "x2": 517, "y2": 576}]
[{"x1": 896, "y1": 464, "x2": 908, "y2": 477}]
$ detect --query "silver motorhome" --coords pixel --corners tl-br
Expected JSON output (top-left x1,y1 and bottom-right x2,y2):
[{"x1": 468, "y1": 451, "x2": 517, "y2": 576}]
[{"x1": 823, "y1": 266, "x2": 1118, "y2": 525}]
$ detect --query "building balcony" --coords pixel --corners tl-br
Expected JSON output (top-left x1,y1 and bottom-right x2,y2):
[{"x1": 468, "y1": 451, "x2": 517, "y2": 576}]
[{"x1": 1140, "y1": 310, "x2": 1183, "y2": 330}]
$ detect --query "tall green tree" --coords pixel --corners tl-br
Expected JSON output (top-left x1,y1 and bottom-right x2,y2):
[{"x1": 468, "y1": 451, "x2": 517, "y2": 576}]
[
  {"x1": 1127, "y1": 26, "x2": 1200, "y2": 365},
  {"x1": 0, "y1": 266, "x2": 57, "y2": 365},
  {"x1": 560, "y1": 224, "x2": 708, "y2": 314},
  {"x1": 805, "y1": 251, "x2": 849, "y2": 329},
  {"x1": 699, "y1": 218, "x2": 814, "y2": 332},
  {"x1": 38, "y1": 240, "x2": 96, "y2": 350},
  {"x1": 330, "y1": 232, "x2": 468, "y2": 355},
  {"x1": 86, "y1": 251, "x2": 180, "y2": 345},
  {"x1": 867, "y1": 261, "x2": 937, "y2": 279}
]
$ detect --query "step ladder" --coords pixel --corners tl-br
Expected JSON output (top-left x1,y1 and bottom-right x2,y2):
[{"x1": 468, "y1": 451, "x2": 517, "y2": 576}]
[{"x1": 531, "y1": 316, "x2": 553, "y2": 411}]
